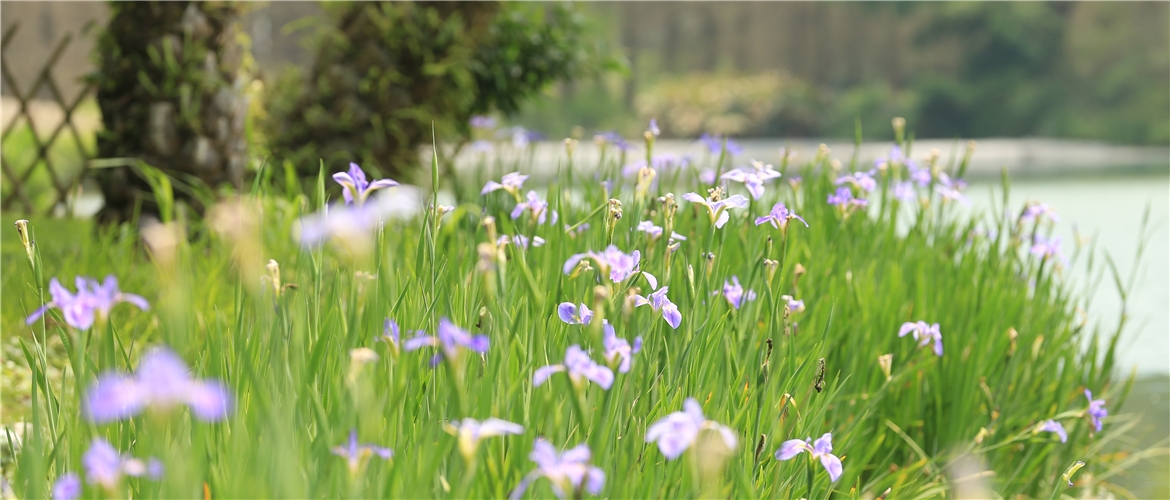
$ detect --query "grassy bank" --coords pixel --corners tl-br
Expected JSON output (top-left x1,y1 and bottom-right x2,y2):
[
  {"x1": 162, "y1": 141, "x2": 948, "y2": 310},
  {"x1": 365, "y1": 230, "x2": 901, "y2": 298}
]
[{"x1": 2, "y1": 134, "x2": 1159, "y2": 498}]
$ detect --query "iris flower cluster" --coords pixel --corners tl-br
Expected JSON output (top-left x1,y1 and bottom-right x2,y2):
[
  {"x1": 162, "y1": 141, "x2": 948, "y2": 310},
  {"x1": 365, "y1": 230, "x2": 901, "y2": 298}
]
[{"x1": 84, "y1": 347, "x2": 233, "y2": 423}]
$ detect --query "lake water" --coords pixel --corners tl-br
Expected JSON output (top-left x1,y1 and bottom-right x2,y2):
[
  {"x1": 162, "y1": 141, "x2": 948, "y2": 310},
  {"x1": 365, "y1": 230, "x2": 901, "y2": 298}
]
[{"x1": 966, "y1": 174, "x2": 1169, "y2": 375}]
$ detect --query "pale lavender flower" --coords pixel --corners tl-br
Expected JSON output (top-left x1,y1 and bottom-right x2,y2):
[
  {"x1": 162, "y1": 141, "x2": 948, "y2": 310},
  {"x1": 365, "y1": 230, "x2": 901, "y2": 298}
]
[
  {"x1": 511, "y1": 191, "x2": 559, "y2": 225},
  {"x1": 875, "y1": 145, "x2": 918, "y2": 172},
  {"x1": 557, "y1": 302, "x2": 593, "y2": 325},
  {"x1": 510, "y1": 127, "x2": 541, "y2": 149},
  {"x1": 296, "y1": 200, "x2": 395, "y2": 248},
  {"x1": 563, "y1": 245, "x2": 658, "y2": 289},
  {"x1": 1038, "y1": 420, "x2": 1068, "y2": 443},
  {"x1": 721, "y1": 168, "x2": 771, "y2": 199},
  {"x1": 1021, "y1": 202, "x2": 1059, "y2": 223},
  {"x1": 908, "y1": 164, "x2": 932, "y2": 187},
  {"x1": 898, "y1": 321, "x2": 943, "y2": 357},
  {"x1": 84, "y1": 347, "x2": 232, "y2": 423},
  {"x1": 635, "y1": 221, "x2": 686, "y2": 242},
  {"x1": 699, "y1": 169, "x2": 717, "y2": 185},
  {"x1": 647, "y1": 119, "x2": 660, "y2": 138},
  {"x1": 775, "y1": 433, "x2": 843, "y2": 482},
  {"x1": 893, "y1": 181, "x2": 916, "y2": 202},
  {"x1": 698, "y1": 133, "x2": 743, "y2": 156},
  {"x1": 333, "y1": 162, "x2": 399, "y2": 206},
  {"x1": 720, "y1": 276, "x2": 757, "y2": 309},
  {"x1": 26, "y1": 275, "x2": 149, "y2": 331},
  {"x1": 446, "y1": 417, "x2": 524, "y2": 459},
  {"x1": 332, "y1": 430, "x2": 392, "y2": 475},
  {"x1": 754, "y1": 203, "x2": 807, "y2": 230},
  {"x1": 782, "y1": 295, "x2": 805, "y2": 313},
  {"x1": 645, "y1": 398, "x2": 738, "y2": 460},
  {"x1": 498, "y1": 234, "x2": 546, "y2": 250},
  {"x1": 682, "y1": 192, "x2": 749, "y2": 229},
  {"x1": 834, "y1": 170, "x2": 877, "y2": 192},
  {"x1": 403, "y1": 318, "x2": 489, "y2": 364},
  {"x1": 1030, "y1": 236, "x2": 1063, "y2": 261},
  {"x1": 827, "y1": 187, "x2": 868, "y2": 209},
  {"x1": 82, "y1": 438, "x2": 163, "y2": 490},
  {"x1": 602, "y1": 321, "x2": 642, "y2": 373},
  {"x1": 533, "y1": 345, "x2": 614, "y2": 390},
  {"x1": 510, "y1": 439, "x2": 605, "y2": 499},
  {"x1": 1085, "y1": 389, "x2": 1108, "y2": 432},
  {"x1": 482, "y1": 172, "x2": 529, "y2": 196},
  {"x1": 470, "y1": 115, "x2": 497, "y2": 129},
  {"x1": 52, "y1": 473, "x2": 81, "y2": 500},
  {"x1": 632, "y1": 287, "x2": 681, "y2": 329}
]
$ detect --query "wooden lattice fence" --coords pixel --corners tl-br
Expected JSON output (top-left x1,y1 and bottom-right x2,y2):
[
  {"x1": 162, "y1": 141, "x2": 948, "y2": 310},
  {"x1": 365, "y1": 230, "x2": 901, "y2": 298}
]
[{"x1": 1, "y1": 23, "x2": 98, "y2": 215}]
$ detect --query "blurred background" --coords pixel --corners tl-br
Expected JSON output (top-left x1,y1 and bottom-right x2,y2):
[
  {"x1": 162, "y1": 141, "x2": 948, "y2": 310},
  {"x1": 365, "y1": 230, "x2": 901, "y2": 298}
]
[{"x1": 1, "y1": 2, "x2": 1167, "y2": 494}]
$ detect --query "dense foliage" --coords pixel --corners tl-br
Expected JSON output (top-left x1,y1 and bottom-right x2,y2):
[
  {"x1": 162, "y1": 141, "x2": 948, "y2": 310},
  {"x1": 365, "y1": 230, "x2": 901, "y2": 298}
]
[
  {"x1": 4, "y1": 123, "x2": 1142, "y2": 498},
  {"x1": 265, "y1": 2, "x2": 611, "y2": 182}
]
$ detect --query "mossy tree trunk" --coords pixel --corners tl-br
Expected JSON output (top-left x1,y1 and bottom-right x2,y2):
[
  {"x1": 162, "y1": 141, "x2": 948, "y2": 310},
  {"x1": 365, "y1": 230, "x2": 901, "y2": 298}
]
[{"x1": 94, "y1": 1, "x2": 251, "y2": 222}]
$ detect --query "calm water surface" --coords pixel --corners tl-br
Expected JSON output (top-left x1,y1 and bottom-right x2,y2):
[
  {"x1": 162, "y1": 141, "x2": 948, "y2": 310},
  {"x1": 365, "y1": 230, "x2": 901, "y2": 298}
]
[{"x1": 966, "y1": 174, "x2": 1169, "y2": 375}]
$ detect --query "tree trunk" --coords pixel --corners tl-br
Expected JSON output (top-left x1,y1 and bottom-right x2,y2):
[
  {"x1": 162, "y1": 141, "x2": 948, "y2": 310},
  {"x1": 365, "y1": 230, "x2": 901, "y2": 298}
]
[{"x1": 93, "y1": 1, "x2": 251, "y2": 223}]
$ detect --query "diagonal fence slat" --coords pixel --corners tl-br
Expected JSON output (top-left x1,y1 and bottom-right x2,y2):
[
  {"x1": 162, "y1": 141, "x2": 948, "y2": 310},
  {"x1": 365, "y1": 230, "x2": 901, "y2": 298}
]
[{"x1": 1, "y1": 22, "x2": 97, "y2": 215}]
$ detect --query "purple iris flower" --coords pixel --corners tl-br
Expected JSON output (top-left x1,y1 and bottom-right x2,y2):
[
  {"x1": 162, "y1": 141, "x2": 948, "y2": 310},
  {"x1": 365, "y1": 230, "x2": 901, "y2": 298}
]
[
  {"x1": 1021, "y1": 202, "x2": 1059, "y2": 223},
  {"x1": 898, "y1": 321, "x2": 943, "y2": 357},
  {"x1": 447, "y1": 418, "x2": 524, "y2": 459},
  {"x1": 510, "y1": 439, "x2": 605, "y2": 499},
  {"x1": 333, "y1": 162, "x2": 399, "y2": 206},
  {"x1": 720, "y1": 276, "x2": 757, "y2": 310},
  {"x1": 498, "y1": 234, "x2": 546, "y2": 250},
  {"x1": 51, "y1": 473, "x2": 81, "y2": 500},
  {"x1": 1085, "y1": 389, "x2": 1108, "y2": 432},
  {"x1": 511, "y1": 191, "x2": 559, "y2": 225},
  {"x1": 875, "y1": 145, "x2": 918, "y2": 172},
  {"x1": 827, "y1": 187, "x2": 868, "y2": 209},
  {"x1": 378, "y1": 318, "x2": 403, "y2": 356},
  {"x1": 84, "y1": 347, "x2": 232, "y2": 423},
  {"x1": 775, "y1": 433, "x2": 843, "y2": 482},
  {"x1": 82, "y1": 438, "x2": 163, "y2": 490},
  {"x1": 834, "y1": 170, "x2": 878, "y2": 192},
  {"x1": 721, "y1": 169, "x2": 769, "y2": 200},
  {"x1": 470, "y1": 140, "x2": 494, "y2": 154},
  {"x1": 470, "y1": 115, "x2": 497, "y2": 129},
  {"x1": 563, "y1": 245, "x2": 658, "y2": 289},
  {"x1": 698, "y1": 133, "x2": 743, "y2": 156},
  {"x1": 645, "y1": 398, "x2": 738, "y2": 460},
  {"x1": 332, "y1": 430, "x2": 393, "y2": 475},
  {"x1": 699, "y1": 169, "x2": 717, "y2": 185},
  {"x1": 26, "y1": 275, "x2": 149, "y2": 331},
  {"x1": 1030, "y1": 236, "x2": 1063, "y2": 261},
  {"x1": 754, "y1": 202, "x2": 807, "y2": 230},
  {"x1": 557, "y1": 302, "x2": 593, "y2": 325},
  {"x1": 682, "y1": 193, "x2": 749, "y2": 229},
  {"x1": 482, "y1": 172, "x2": 529, "y2": 196},
  {"x1": 1038, "y1": 420, "x2": 1068, "y2": 443},
  {"x1": 647, "y1": 119, "x2": 660, "y2": 138},
  {"x1": 632, "y1": 287, "x2": 682, "y2": 329},
  {"x1": 893, "y1": 181, "x2": 916, "y2": 202},
  {"x1": 907, "y1": 164, "x2": 932, "y2": 187},
  {"x1": 508, "y1": 127, "x2": 544, "y2": 149},
  {"x1": 602, "y1": 321, "x2": 642, "y2": 373},
  {"x1": 403, "y1": 318, "x2": 489, "y2": 365},
  {"x1": 635, "y1": 221, "x2": 686, "y2": 242},
  {"x1": 534, "y1": 345, "x2": 614, "y2": 390}
]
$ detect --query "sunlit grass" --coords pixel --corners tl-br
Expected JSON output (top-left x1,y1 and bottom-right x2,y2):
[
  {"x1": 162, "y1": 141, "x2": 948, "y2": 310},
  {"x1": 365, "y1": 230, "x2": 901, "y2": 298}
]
[{"x1": 3, "y1": 132, "x2": 1155, "y2": 498}]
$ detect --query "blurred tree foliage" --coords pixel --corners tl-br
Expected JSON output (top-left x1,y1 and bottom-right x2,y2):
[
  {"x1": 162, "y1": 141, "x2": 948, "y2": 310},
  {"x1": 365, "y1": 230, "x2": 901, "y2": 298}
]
[
  {"x1": 92, "y1": 1, "x2": 254, "y2": 222},
  {"x1": 265, "y1": 1, "x2": 614, "y2": 181},
  {"x1": 522, "y1": 2, "x2": 1167, "y2": 145}
]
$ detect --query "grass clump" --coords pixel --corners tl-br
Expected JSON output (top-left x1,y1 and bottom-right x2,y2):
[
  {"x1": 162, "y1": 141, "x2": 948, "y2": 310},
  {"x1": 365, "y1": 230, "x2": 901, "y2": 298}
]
[{"x1": 2, "y1": 124, "x2": 1147, "y2": 498}]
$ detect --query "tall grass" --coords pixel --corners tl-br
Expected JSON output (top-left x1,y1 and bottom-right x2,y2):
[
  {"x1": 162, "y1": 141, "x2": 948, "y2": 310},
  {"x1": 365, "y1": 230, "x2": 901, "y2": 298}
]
[{"x1": 4, "y1": 129, "x2": 1144, "y2": 498}]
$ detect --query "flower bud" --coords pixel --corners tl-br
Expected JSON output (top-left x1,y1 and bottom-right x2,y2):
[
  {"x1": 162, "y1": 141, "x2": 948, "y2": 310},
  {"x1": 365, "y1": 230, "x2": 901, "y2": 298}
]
[
  {"x1": 13, "y1": 220, "x2": 33, "y2": 264},
  {"x1": 878, "y1": 353, "x2": 893, "y2": 381},
  {"x1": 793, "y1": 263, "x2": 806, "y2": 287},
  {"x1": 266, "y1": 259, "x2": 282, "y2": 297},
  {"x1": 564, "y1": 138, "x2": 578, "y2": 158},
  {"x1": 763, "y1": 259, "x2": 779, "y2": 286}
]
